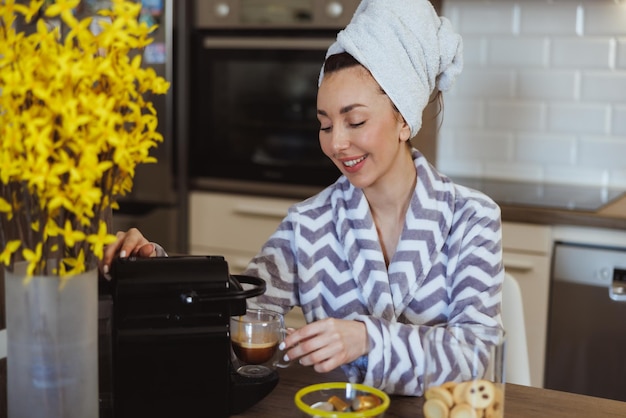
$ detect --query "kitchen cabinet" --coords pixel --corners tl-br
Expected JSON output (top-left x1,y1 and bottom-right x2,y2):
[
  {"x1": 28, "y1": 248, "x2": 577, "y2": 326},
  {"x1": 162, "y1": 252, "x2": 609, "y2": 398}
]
[
  {"x1": 189, "y1": 191, "x2": 297, "y2": 270},
  {"x1": 502, "y1": 221, "x2": 553, "y2": 388}
]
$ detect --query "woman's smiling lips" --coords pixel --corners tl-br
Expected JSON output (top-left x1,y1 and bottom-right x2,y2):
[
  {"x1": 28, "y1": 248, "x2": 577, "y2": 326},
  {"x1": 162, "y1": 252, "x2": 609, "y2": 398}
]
[{"x1": 339, "y1": 154, "x2": 368, "y2": 172}]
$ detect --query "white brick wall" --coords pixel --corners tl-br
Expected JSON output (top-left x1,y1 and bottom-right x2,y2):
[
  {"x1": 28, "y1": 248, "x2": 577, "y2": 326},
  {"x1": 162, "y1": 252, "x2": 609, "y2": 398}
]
[{"x1": 437, "y1": 0, "x2": 626, "y2": 188}]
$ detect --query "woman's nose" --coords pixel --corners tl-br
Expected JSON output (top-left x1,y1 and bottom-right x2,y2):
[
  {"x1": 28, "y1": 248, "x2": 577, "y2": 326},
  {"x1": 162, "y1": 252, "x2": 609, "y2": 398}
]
[{"x1": 330, "y1": 129, "x2": 349, "y2": 153}]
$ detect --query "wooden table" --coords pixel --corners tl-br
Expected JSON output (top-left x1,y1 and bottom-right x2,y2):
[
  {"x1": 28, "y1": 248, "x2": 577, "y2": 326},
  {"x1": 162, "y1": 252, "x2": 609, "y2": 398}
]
[{"x1": 233, "y1": 363, "x2": 626, "y2": 417}]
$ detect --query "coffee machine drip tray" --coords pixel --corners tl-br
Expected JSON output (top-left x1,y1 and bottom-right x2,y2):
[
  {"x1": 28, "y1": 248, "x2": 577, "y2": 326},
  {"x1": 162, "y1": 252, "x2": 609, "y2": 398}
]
[{"x1": 98, "y1": 256, "x2": 277, "y2": 418}]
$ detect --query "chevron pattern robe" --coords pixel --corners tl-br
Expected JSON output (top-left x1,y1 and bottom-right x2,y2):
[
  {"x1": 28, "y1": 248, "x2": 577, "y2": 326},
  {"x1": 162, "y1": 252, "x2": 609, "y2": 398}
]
[{"x1": 244, "y1": 149, "x2": 503, "y2": 396}]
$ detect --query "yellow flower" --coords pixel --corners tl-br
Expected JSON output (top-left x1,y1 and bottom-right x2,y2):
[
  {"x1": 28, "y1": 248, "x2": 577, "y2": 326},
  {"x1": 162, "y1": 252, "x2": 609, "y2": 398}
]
[
  {"x1": 86, "y1": 220, "x2": 117, "y2": 259},
  {"x1": 0, "y1": 197, "x2": 12, "y2": 214},
  {"x1": 44, "y1": 218, "x2": 61, "y2": 239},
  {"x1": 44, "y1": 0, "x2": 80, "y2": 27},
  {"x1": 0, "y1": 0, "x2": 31, "y2": 26},
  {"x1": 61, "y1": 220, "x2": 86, "y2": 248},
  {"x1": 0, "y1": 240, "x2": 21, "y2": 266},
  {"x1": 61, "y1": 248, "x2": 86, "y2": 277},
  {"x1": 22, "y1": 243, "x2": 43, "y2": 278}
]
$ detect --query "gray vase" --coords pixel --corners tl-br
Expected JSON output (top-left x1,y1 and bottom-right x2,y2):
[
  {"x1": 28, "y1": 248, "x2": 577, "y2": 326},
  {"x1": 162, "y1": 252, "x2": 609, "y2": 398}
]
[{"x1": 5, "y1": 261, "x2": 98, "y2": 418}]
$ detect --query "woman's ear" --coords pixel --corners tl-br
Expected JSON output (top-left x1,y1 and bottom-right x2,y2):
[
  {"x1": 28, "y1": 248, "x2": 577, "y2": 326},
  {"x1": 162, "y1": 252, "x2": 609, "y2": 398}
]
[{"x1": 399, "y1": 120, "x2": 411, "y2": 142}]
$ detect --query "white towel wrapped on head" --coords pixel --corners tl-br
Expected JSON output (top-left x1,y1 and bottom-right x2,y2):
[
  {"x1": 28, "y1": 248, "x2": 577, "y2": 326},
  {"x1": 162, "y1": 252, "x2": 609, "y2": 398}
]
[{"x1": 320, "y1": 0, "x2": 463, "y2": 138}]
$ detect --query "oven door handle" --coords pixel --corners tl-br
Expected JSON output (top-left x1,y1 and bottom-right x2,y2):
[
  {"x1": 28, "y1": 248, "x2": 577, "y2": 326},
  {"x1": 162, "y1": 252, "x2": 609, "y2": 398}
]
[{"x1": 203, "y1": 37, "x2": 334, "y2": 50}]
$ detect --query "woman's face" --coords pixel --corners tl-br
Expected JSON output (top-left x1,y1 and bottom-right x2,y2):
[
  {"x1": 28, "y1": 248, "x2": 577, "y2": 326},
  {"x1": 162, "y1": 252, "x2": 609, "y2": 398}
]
[{"x1": 317, "y1": 65, "x2": 411, "y2": 190}]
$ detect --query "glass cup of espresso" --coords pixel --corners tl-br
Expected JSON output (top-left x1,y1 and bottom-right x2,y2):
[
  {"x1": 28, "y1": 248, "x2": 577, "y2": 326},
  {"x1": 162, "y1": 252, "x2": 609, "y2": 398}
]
[{"x1": 230, "y1": 308, "x2": 290, "y2": 377}]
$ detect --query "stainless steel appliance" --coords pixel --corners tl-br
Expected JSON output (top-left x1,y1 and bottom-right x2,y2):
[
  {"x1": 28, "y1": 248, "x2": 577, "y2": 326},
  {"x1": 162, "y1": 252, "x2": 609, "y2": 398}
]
[
  {"x1": 187, "y1": 0, "x2": 360, "y2": 195},
  {"x1": 99, "y1": 256, "x2": 276, "y2": 418},
  {"x1": 545, "y1": 242, "x2": 626, "y2": 401}
]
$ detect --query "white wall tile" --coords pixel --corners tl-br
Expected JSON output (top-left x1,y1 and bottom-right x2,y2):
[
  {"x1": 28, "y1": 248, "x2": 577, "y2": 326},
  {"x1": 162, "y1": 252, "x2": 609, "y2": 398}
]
[
  {"x1": 451, "y1": 130, "x2": 514, "y2": 160},
  {"x1": 454, "y1": 3, "x2": 517, "y2": 35},
  {"x1": 488, "y1": 38, "x2": 549, "y2": 68},
  {"x1": 517, "y1": 70, "x2": 577, "y2": 100},
  {"x1": 613, "y1": 105, "x2": 626, "y2": 136},
  {"x1": 618, "y1": 38, "x2": 626, "y2": 69},
  {"x1": 578, "y1": 136, "x2": 626, "y2": 170},
  {"x1": 609, "y1": 169, "x2": 626, "y2": 188},
  {"x1": 581, "y1": 72, "x2": 626, "y2": 102},
  {"x1": 438, "y1": 0, "x2": 626, "y2": 187},
  {"x1": 486, "y1": 101, "x2": 546, "y2": 130},
  {"x1": 443, "y1": 99, "x2": 484, "y2": 129},
  {"x1": 519, "y1": 3, "x2": 579, "y2": 35},
  {"x1": 515, "y1": 133, "x2": 576, "y2": 165},
  {"x1": 436, "y1": 129, "x2": 456, "y2": 159},
  {"x1": 453, "y1": 69, "x2": 514, "y2": 99},
  {"x1": 551, "y1": 38, "x2": 614, "y2": 69},
  {"x1": 436, "y1": 159, "x2": 484, "y2": 179},
  {"x1": 483, "y1": 161, "x2": 544, "y2": 182},
  {"x1": 461, "y1": 36, "x2": 488, "y2": 68},
  {"x1": 548, "y1": 103, "x2": 609, "y2": 135},
  {"x1": 583, "y1": 3, "x2": 626, "y2": 36}
]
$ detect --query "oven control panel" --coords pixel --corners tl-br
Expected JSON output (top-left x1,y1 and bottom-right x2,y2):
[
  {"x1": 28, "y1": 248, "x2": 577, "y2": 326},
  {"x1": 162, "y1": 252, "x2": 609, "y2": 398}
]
[{"x1": 195, "y1": 0, "x2": 360, "y2": 29}]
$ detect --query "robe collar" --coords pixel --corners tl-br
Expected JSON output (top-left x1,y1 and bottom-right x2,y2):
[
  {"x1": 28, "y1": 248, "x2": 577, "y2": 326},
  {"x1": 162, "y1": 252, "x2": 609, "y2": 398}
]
[{"x1": 333, "y1": 149, "x2": 456, "y2": 320}]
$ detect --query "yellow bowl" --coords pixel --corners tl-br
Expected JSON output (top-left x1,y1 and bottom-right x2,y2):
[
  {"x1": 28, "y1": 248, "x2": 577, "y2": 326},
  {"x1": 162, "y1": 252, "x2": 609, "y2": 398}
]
[{"x1": 295, "y1": 382, "x2": 390, "y2": 418}]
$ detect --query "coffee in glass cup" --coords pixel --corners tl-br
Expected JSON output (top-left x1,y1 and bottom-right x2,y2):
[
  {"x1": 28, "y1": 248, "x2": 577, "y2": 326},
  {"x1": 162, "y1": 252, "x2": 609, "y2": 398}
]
[{"x1": 230, "y1": 308, "x2": 289, "y2": 377}]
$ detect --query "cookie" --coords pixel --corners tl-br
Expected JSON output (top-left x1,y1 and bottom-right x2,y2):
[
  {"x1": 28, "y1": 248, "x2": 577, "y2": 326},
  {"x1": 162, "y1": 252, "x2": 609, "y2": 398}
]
[
  {"x1": 484, "y1": 386, "x2": 504, "y2": 418},
  {"x1": 442, "y1": 381, "x2": 458, "y2": 392},
  {"x1": 423, "y1": 398, "x2": 450, "y2": 418},
  {"x1": 464, "y1": 380, "x2": 495, "y2": 409},
  {"x1": 453, "y1": 381, "x2": 470, "y2": 405},
  {"x1": 425, "y1": 386, "x2": 455, "y2": 408},
  {"x1": 450, "y1": 403, "x2": 478, "y2": 418}
]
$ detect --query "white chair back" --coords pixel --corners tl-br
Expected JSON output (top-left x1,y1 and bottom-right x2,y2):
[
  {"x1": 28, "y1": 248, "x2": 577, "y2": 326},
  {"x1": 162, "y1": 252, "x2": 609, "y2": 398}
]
[{"x1": 502, "y1": 272, "x2": 531, "y2": 386}]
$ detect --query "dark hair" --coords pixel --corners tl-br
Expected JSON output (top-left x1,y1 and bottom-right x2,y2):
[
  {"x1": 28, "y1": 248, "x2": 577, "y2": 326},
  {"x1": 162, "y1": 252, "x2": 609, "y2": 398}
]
[
  {"x1": 322, "y1": 52, "x2": 402, "y2": 116},
  {"x1": 322, "y1": 52, "x2": 361, "y2": 75}
]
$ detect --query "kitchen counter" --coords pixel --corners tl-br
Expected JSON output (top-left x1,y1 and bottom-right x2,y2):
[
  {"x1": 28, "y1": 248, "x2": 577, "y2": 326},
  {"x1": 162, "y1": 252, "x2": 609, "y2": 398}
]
[
  {"x1": 234, "y1": 362, "x2": 626, "y2": 418},
  {"x1": 451, "y1": 177, "x2": 626, "y2": 230},
  {"x1": 191, "y1": 177, "x2": 626, "y2": 230},
  {"x1": 499, "y1": 198, "x2": 626, "y2": 230}
]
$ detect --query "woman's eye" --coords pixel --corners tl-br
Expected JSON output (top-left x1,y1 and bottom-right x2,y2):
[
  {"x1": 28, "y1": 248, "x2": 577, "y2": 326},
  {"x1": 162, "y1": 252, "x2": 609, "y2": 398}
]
[
  {"x1": 320, "y1": 126, "x2": 332, "y2": 132},
  {"x1": 350, "y1": 121, "x2": 365, "y2": 128}
]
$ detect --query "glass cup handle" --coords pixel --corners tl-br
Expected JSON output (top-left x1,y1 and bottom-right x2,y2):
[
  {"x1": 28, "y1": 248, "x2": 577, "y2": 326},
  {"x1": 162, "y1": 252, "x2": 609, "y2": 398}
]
[{"x1": 273, "y1": 327, "x2": 293, "y2": 369}]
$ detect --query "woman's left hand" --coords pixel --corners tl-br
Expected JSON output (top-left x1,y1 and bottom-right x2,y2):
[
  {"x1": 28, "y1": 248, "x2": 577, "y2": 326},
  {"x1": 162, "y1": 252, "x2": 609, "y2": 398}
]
[{"x1": 280, "y1": 318, "x2": 369, "y2": 373}]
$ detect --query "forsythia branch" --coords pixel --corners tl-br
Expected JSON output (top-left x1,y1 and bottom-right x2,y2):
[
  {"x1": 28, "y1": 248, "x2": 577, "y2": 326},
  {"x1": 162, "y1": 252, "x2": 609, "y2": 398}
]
[{"x1": 0, "y1": 0, "x2": 170, "y2": 280}]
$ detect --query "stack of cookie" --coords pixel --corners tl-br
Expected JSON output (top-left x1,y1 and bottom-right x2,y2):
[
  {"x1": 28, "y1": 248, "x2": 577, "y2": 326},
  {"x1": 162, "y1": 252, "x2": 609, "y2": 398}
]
[{"x1": 423, "y1": 379, "x2": 504, "y2": 418}]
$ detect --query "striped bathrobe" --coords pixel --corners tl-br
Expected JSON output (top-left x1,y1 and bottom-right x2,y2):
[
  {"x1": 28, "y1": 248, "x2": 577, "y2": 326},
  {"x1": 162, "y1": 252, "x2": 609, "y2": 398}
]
[{"x1": 244, "y1": 149, "x2": 503, "y2": 396}]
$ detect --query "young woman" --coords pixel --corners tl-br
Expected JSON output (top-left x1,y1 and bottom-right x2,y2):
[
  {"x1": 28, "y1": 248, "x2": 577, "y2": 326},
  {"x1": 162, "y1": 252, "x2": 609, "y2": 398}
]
[{"x1": 102, "y1": 0, "x2": 503, "y2": 396}]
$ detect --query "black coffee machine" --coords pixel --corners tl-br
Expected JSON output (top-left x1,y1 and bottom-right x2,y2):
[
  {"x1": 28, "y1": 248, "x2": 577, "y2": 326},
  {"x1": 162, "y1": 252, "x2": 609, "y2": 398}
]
[{"x1": 98, "y1": 256, "x2": 279, "y2": 418}]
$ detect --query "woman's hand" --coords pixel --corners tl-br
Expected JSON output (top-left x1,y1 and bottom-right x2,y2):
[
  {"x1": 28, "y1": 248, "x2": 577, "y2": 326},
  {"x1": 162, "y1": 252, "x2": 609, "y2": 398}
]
[
  {"x1": 100, "y1": 228, "x2": 156, "y2": 277},
  {"x1": 280, "y1": 318, "x2": 369, "y2": 373}
]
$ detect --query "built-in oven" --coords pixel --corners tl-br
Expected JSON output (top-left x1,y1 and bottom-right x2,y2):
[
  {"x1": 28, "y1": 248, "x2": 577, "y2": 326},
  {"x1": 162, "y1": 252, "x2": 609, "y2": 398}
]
[{"x1": 188, "y1": 0, "x2": 360, "y2": 194}]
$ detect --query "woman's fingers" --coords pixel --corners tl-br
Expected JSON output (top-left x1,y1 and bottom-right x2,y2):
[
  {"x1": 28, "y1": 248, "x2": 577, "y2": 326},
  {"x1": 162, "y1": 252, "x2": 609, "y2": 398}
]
[
  {"x1": 136, "y1": 242, "x2": 157, "y2": 258},
  {"x1": 118, "y1": 228, "x2": 150, "y2": 258},
  {"x1": 100, "y1": 228, "x2": 152, "y2": 277},
  {"x1": 282, "y1": 318, "x2": 368, "y2": 372}
]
